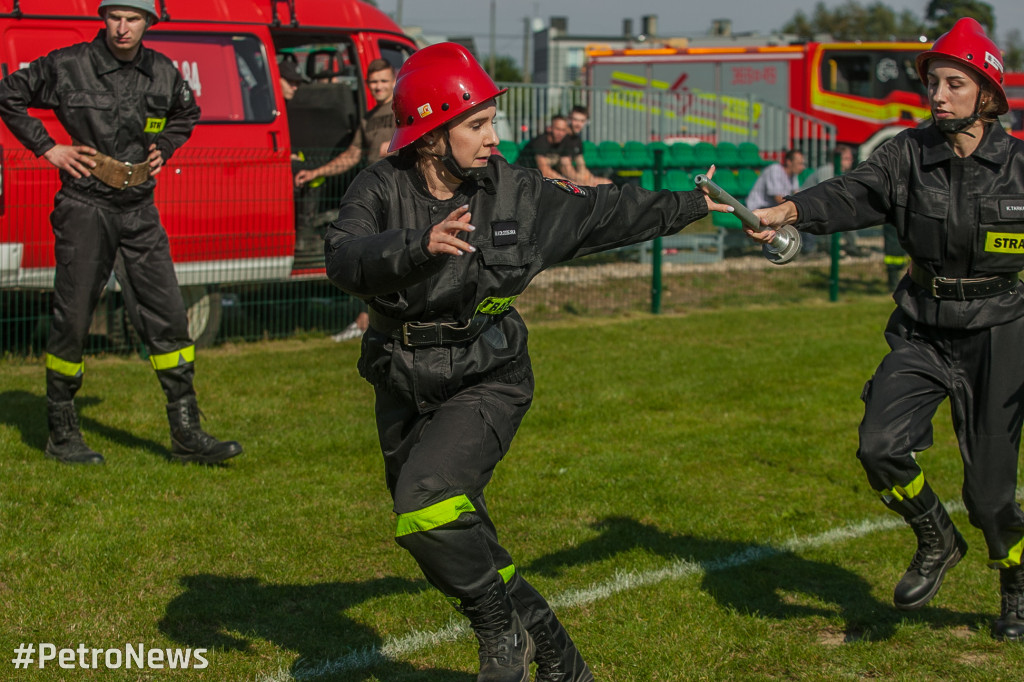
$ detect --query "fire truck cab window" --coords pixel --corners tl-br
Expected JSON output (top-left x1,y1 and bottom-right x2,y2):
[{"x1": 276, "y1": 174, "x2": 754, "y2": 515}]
[
  {"x1": 821, "y1": 50, "x2": 925, "y2": 101},
  {"x1": 825, "y1": 54, "x2": 872, "y2": 97},
  {"x1": 378, "y1": 41, "x2": 413, "y2": 72},
  {"x1": 146, "y1": 33, "x2": 275, "y2": 123},
  {"x1": 273, "y1": 39, "x2": 361, "y2": 158}
]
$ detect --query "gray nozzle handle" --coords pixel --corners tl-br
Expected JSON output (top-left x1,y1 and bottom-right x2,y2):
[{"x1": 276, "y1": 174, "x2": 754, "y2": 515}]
[
  {"x1": 694, "y1": 174, "x2": 761, "y2": 231},
  {"x1": 694, "y1": 173, "x2": 801, "y2": 265}
]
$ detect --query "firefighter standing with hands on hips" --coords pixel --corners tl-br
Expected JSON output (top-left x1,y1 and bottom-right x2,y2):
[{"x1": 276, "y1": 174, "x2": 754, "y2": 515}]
[
  {"x1": 325, "y1": 42, "x2": 733, "y2": 681},
  {"x1": 748, "y1": 18, "x2": 1024, "y2": 640},
  {"x1": 0, "y1": 0, "x2": 242, "y2": 465}
]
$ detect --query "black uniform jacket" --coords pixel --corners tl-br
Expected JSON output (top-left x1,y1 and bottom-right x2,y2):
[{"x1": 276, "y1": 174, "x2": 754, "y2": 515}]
[
  {"x1": 0, "y1": 29, "x2": 200, "y2": 206},
  {"x1": 325, "y1": 155, "x2": 709, "y2": 412},
  {"x1": 790, "y1": 122, "x2": 1024, "y2": 330}
]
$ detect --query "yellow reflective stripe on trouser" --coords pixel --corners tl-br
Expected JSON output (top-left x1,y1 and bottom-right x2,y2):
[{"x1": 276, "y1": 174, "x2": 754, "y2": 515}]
[
  {"x1": 497, "y1": 564, "x2": 516, "y2": 584},
  {"x1": 45, "y1": 353, "x2": 84, "y2": 377},
  {"x1": 989, "y1": 536, "x2": 1024, "y2": 569},
  {"x1": 878, "y1": 471, "x2": 925, "y2": 502},
  {"x1": 149, "y1": 345, "x2": 195, "y2": 371},
  {"x1": 395, "y1": 495, "x2": 476, "y2": 538}
]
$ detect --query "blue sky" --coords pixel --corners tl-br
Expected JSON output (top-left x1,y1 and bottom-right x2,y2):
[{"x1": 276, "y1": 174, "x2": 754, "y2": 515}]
[{"x1": 377, "y1": 0, "x2": 1024, "y2": 65}]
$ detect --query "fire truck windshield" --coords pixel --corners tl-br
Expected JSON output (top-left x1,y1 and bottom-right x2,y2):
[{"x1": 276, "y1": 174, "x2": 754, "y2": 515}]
[{"x1": 820, "y1": 49, "x2": 926, "y2": 101}]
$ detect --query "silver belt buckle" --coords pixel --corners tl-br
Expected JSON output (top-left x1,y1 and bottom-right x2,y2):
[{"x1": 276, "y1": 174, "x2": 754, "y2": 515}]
[{"x1": 932, "y1": 276, "x2": 953, "y2": 298}]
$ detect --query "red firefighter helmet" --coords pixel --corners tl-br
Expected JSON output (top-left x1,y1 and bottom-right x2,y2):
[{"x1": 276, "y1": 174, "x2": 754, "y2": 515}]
[
  {"x1": 916, "y1": 17, "x2": 1007, "y2": 115},
  {"x1": 388, "y1": 43, "x2": 507, "y2": 153}
]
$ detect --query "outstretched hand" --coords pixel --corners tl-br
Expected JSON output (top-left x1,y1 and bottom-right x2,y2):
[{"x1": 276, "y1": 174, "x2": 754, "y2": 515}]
[
  {"x1": 427, "y1": 204, "x2": 477, "y2": 257},
  {"x1": 748, "y1": 201, "x2": 799, "y2": 243},
  {"x1": 697, "y1": 165, "x2": 736, "y2": 215}
]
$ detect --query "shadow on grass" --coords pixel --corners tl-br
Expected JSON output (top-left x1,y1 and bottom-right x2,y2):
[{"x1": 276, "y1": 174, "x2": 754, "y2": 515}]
[
  {"x1": 525, "y1": 516, "x2": 989, "y2": 643},
  {"x1": 158, "y1": 574, "x2": 474, "y2": 682},
  {"x1": 0, "y1": 389, "x2": 175, "y2": 462}
]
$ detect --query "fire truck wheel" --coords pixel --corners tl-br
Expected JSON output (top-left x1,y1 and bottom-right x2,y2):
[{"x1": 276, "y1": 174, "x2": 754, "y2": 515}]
[{"x1": 180, "y1": 285, "x2": 223, "y2": 348}]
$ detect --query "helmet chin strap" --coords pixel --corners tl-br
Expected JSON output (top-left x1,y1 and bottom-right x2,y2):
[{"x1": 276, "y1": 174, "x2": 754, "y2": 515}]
[
  {"x1": 431, "y1": 131, "x2": 496, "y2": 194},
  {"x1": 935, "y1": 89, "x2": 982, "y2": 138}
]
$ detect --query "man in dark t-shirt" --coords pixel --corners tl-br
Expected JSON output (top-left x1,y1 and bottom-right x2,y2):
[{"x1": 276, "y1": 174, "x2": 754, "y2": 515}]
[
  {"x1": 558, "y1": 105, "x2": 611, "y2": 185},
  {"x1": 518, "y1": 114, "x2": 572, "y2": 179}
]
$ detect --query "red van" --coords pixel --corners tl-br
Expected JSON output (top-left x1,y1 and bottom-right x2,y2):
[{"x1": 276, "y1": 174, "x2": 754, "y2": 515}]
[
  {"x1": 1004, "y1": 71, "x2": 1024, "y2": 141},
  {"x1": 0, "y1": 0, "x2": 414, "y2": 345}
]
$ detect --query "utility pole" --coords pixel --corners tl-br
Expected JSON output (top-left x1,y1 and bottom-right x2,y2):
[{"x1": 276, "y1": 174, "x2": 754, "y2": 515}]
[
  {"x1": 489, "y1": 0, "x2": 496, "y2": 77},
  {"x1": 522, "y1": 16, "x2": 531, "y2": 83}
]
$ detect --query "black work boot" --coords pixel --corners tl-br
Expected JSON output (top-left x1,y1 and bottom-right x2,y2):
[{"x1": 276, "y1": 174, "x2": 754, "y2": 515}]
[
  {"x1": 166, "y1": 395, "x2": 242, "y2": 464},
  {"x1": 507, "y1": 574, "x2": 592, "y2": 682},
  {"x1": 45, "y1": 400, "x2": 104, "y2": 464},
  {"x1": 456, "y1": 580, "x2": 535, "y2": 682},
  {"x1": 994, "y1": 564, "x2": 1024, "y2": 641},
  {"x1": 887, "y1": 490, "x2": 967, "y2": 611}
]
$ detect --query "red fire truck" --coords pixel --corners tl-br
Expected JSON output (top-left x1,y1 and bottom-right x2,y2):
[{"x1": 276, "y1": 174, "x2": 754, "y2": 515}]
[
  {"x1": 585, "y1": 40, "x2": 931, "y2": 155},
  {"x1": 0, "y1": 0, "x2": 415, "y2": 346},
  {"x1": 1005, "y1": 71, "x2": 1024, "y2": 141}
]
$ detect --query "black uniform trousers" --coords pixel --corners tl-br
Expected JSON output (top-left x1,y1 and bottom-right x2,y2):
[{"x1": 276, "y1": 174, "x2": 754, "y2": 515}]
[
  {"x1": 375, "y1": 371, "x2": 534, "y2": 600},
  {"x1": 858, "y1": 308, "x2": 1024, "y2": 563},
  {"x1": 46, "y1": 191, "x2": 194, "y2": 403}
]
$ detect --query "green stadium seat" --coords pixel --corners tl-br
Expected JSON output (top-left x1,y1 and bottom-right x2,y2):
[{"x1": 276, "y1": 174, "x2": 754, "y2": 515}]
[
  {"x1": 712, "y1": 169, "x2": 740, "y2": 197},
  {"x1": 798, "y1": 167, "x2": 815, "y2": 185},
  {"x1": 715, "y1": 141, "x2": 740, "y2": 167},
  {"x1": 646, "y1": 141, "x2": 669, "y2": 167},
  {"x1": 582, "y1": 140, "x2": 601, "y2": 167},
  {"x1": 497, "y1": 140, "x2": 519, "y2": 164},
  {"x1": 622, "y1": 141, "x2": 651, "y2": 168},
  {"x1": 598, "y1": 140, "x2": 624, "y2": 168},
  {"x1": 712, "y1": 169, "x2": 746, "y2": 229},
  {"x1": 640, "y1": 169, "x2": 656, "y2": 190},
  {"x1": 713, "y1": 211, "x2": 745, "y2": 229},
  {"x1": 692, "y1": 141, "x2": 716, "y2": 169},
  {"x1": 736, "y1": 168, "x2": 759, "y2": 197},
  {"x1": 665, "y1": 169, "x2": 695, "y2": 191},
  {"x1": 668, "y1": 143, "x2": 695, "y2": 168},
  {"x1": 737, "y1": 141, "x2": 767, "y2": 167}
]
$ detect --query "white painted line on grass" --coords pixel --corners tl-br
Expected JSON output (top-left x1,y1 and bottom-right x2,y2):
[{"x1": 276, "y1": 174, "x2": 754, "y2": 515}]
[{"x1": 256, "y1": 498, "x2": 979, "y2": 681}]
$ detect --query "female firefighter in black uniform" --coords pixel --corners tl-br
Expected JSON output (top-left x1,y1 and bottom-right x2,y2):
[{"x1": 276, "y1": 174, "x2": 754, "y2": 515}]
[
  {"x1": 324, "y1": 42, "x2": 731, "y2": 681},
  {"x1": 749, "y1": 18, "x2": 1024, "y2": 640}
]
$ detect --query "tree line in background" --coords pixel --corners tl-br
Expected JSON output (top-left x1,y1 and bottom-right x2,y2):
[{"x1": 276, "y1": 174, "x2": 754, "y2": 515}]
[
  {"x1": 783, "y1": 0, "x2": 1021, "y2": 70},
  {"x1": 481, "y1": 0, "x2": 1021, "y2": 82}
]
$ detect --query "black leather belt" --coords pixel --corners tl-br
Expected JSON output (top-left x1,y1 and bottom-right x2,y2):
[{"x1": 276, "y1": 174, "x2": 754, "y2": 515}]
[
  {"x1": 909, "y1": 262, "x2": 1018, "y2": 300},
  {"x1": 369, "y1": 309, "x2": 495, "y2": 347}
]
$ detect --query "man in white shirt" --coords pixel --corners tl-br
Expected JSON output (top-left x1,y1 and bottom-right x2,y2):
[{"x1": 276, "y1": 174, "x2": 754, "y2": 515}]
[
  {"x1": 746, "y1": 149, "x2": 805, "y2": 210},
  {"x1": 726, "y1": 149, "x2": 805, "y2": 256}
]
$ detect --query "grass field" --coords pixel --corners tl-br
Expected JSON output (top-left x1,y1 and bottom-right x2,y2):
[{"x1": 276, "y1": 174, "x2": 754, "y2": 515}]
[{"x1": 3, "y1": 296, "x2": 1023, "y2": 681}]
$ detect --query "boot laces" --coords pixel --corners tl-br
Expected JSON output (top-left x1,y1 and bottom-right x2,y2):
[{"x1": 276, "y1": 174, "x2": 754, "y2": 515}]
[
  {"x1": 908, "y1": 515, "x2": 945, "y2": 574},
  {"x1": 531, "y1": 625, "x2": 566, "y2": 676},
  {"x1": 1001, "y1": 567, "x2": 1024, "y2": 617},
  {"x1": 173, "y1": 400, "x2": 219, "y2": 449},
  {"x1": 461, "y1": 594, "x2": 517, "y2": 665}
]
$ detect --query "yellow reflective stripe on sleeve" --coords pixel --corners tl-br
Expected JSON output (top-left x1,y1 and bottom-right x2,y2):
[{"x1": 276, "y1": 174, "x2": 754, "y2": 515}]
[
  {"x1": 988, "y1": 536, "x2": 1024, "y2": 569},
  {"x1": 395, "y1": 495, "x2": 476, "y2": 538},
  {"x1": 497, "y1": 564, "x2": 516, "y2": 584},
  {"x1": 45, "y1": 353, "x2": 84, "y2": 377},
  {"x1": 149, "y1": 345, "x2": 195, "y2": 371},
  {"x1": 879, "y1": 472, "x2": 925, "y2": 502}
]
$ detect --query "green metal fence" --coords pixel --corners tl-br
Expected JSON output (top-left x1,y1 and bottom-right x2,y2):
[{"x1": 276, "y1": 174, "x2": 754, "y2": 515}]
[{"x1": 0, "y1": 144, "x2": 895, "y2": 360}]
